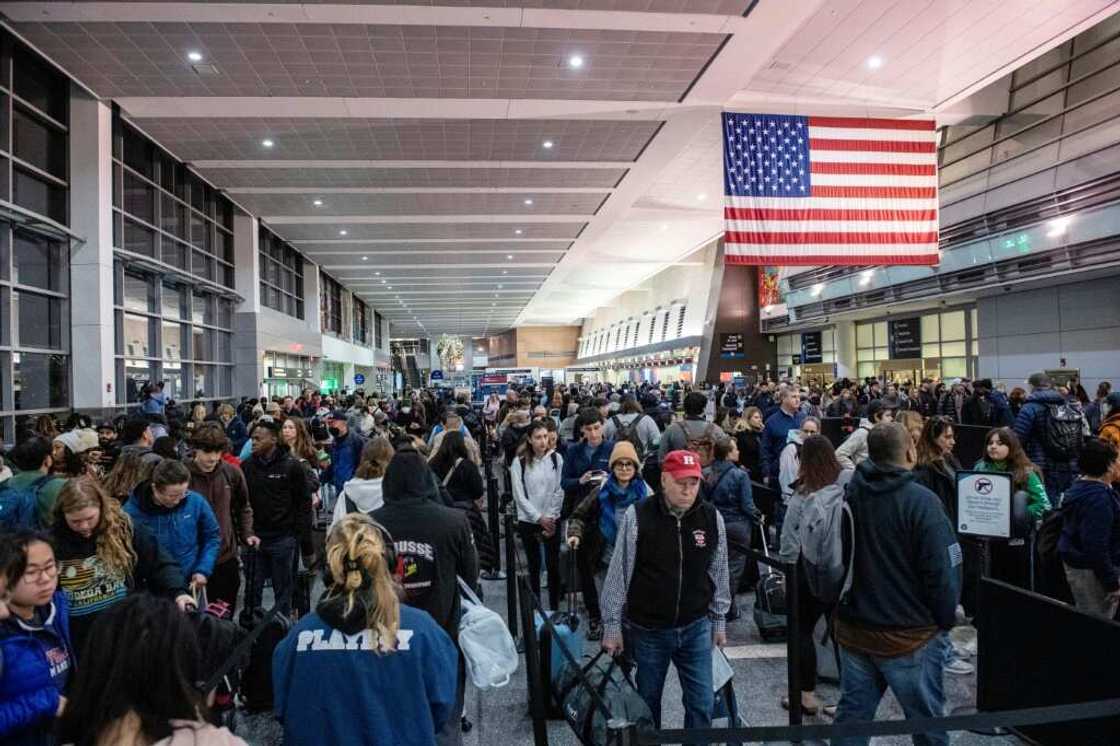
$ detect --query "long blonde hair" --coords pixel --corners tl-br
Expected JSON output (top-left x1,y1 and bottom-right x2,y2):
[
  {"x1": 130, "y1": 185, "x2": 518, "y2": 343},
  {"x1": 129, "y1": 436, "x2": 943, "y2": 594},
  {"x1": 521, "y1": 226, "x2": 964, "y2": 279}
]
[
  {"x1": 323, "y1": 514, "x2": 400, "y2": 654},
  {"x1": 56, "y1": 477, "x2": 137, "y2": 579}
]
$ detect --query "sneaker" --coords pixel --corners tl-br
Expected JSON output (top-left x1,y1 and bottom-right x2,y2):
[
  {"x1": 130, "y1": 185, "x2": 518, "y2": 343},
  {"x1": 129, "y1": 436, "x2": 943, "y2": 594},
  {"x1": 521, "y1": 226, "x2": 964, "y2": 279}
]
[
  {"x1": 587, "y1": 619, "x2": 603, "y2": 641},
  {"x1": 944, "y1": 657, "x2": 975, "y2": 675}
]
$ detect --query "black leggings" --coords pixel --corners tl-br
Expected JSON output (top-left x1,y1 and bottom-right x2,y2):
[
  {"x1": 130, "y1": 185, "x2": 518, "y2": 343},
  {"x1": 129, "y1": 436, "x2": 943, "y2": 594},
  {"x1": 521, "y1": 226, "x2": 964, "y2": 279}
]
[
  {"x1": 795, "y1": 572, "x2": 831, "y2": 692},
  {"x1": 517, "y1": 521, "x2": 561, "y2": 609}
]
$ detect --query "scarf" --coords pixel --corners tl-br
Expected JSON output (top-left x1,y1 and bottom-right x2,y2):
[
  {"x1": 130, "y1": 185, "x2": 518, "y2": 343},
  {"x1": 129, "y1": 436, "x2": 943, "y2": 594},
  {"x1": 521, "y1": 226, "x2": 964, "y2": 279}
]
[{"x1": 597, "y1": 476, "x2": 646, "y2": 547}]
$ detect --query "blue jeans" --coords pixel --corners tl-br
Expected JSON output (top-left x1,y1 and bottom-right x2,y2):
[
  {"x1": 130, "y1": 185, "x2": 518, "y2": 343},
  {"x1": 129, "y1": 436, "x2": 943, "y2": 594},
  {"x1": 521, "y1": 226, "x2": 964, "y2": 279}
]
[
  {"x1": 245, "y1": 534, "x2": 298, "y2": 616},
  {"x1": 624, "y1": 616, "x2": 713, "y2": 732},
  {"x1": 832, "y1": 634, "x2": 948, "y2": 746}
]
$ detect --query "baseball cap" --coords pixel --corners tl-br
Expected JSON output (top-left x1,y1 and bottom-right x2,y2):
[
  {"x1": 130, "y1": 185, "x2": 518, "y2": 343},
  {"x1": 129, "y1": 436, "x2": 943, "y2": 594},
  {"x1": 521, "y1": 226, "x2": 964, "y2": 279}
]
[
  {"x1": 326, "y1": 408, "x2": 348, "y2": 420},
  {"x1": 95, "y1": 419, "x2": 116, "y2": 432},
  {"x1": 661, "y1": 450, "x2": 703, "y2": 481}
]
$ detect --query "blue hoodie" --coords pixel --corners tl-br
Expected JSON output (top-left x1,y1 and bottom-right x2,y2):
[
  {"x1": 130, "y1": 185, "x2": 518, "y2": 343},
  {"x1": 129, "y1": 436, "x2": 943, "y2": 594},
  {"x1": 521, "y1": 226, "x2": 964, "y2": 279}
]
[
  {"x1": 0, "y1": 590, "x2": 73, "y2": 746},
  {"x1": 760, "y1": 407, "x2": 806, "y2": 482},
  {"x1": 1058, "y1": 479, "x2": 1120, "y2": 591},
  {"x1": 273, "y1": 602, "x2": 459, "y2": 746},
  {"x1": 124, "y1": 481, "x2": 221, "y2": 579}
]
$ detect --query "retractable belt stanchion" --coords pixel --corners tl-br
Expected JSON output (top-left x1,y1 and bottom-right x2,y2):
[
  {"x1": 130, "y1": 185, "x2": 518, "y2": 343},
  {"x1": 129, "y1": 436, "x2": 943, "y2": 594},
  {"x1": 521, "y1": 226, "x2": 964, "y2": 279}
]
[
  {"x1": 481, "y1": 451, "x2": 505, "y2": 580},
  {"x1": 785, "y1": 556, "x2": 803, "y2": 740},
  {"x1": 504, "y1": 509, "x2": 520, "y2": 646},
  {"x1": 518, "y1": 575, "x2": 550, "y2": 746}
]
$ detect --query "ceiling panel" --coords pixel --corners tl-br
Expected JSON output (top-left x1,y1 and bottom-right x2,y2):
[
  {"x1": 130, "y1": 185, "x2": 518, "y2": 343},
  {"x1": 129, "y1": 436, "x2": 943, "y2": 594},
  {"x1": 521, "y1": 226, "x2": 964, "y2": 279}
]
[
  {"x1": 236, "y1": 191, "x2": 606, "y2": 216},
  {"x1": 276, "y1": 221, "x2": 585, "y2": 240},
  {"x1": 316, "y1": 251, "x2": 566, "y2": 266},
  {"x1": 16, "y1": 21, "x2": 724, "y2": 101},
  {"x1": 200, "y1": 166, "x2": 627, "y2": 188},
  {"x1": 332, "y1": 267, "x2": 550, "y2": 280},
  {"x1": 129, "y1": 117, "x2": 662, "y2": 161},
  {"x1": 57, "y1": 0, "x2": 751, "y2": 12},
  {"x1": 291, "y1": 240, "x2": 573, "y2": 252}
]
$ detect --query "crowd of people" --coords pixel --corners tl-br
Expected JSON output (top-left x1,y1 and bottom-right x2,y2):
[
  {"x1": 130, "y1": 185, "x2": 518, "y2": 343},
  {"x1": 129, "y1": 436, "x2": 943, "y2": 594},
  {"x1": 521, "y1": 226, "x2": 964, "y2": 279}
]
[{"x1": 0, "y1": 369, "x2": 1116, "y2": 745}]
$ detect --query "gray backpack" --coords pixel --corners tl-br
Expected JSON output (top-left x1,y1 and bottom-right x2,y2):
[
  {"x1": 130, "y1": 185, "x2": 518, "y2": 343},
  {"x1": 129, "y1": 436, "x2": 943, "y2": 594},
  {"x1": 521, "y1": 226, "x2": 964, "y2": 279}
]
[{"x1": 797, "y1": 478, "x2": 855, "y2": 606}]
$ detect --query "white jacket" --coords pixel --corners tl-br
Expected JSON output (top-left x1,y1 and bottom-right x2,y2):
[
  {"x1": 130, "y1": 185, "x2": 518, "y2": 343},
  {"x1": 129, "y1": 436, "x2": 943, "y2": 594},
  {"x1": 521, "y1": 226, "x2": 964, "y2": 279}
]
[
  {"x1": 835, "y1": 419, "x2": 873, "y2": 471},
  {"x1": 778, "y1": 429, "x2": 804, "y2": 502},
  {"x1": 510, "y1": 450, "x2": 564, "y2": 523},
  {"x1": 331, "y1": 476, "x2": 385, "y2": 530}
]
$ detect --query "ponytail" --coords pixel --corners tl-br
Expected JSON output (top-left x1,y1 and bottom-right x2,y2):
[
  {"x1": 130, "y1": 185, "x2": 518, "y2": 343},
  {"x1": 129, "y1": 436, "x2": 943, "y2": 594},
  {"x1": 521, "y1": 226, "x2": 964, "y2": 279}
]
[{"x1": 323, "y1": 514, "x2": 401, "y2": 653}]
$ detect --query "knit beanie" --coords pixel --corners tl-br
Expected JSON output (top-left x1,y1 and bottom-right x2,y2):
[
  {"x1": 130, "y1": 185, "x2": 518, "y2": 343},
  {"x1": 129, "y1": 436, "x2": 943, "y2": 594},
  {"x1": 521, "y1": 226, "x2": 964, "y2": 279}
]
[{"x1": 609, "y1": 441, "x2": 640, "y2": 468}]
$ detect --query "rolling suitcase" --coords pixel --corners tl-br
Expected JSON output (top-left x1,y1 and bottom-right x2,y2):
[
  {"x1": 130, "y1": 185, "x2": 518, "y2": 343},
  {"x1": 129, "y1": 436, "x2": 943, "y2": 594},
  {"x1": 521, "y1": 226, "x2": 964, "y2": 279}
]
[
  {"x1": 537, "y1": 546, "x2": 585, "y2": 718},
  {"x1": 752, "y1": 517, "x2": 787, "y2": 642},
  {"x1": 238, "y1": 547, "x2": 293, "y2": 712}
]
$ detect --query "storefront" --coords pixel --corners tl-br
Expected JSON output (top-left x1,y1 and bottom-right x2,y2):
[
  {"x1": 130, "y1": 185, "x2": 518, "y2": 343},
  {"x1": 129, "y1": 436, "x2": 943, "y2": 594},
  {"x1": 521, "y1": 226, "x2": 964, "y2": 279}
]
[
  {"x1": 261, "y1": 351, "x2": 317, "y2": 399},
  {"x1": 600, "y1": 345, "x2": 701, "y2": 386},
  {"x1": 855, "y1": 307, "x2": 977, "y2": 383},
  {"x1": 775, "y1": 328, "x2": 839, "y2": 384}
]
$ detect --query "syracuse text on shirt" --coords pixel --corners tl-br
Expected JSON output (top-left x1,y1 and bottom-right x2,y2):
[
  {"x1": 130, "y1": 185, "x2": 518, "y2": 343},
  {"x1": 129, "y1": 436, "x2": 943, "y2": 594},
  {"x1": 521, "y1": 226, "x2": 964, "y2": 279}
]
[{"x1": 296, "y1": 626, "x2": 415, "y2": 653}]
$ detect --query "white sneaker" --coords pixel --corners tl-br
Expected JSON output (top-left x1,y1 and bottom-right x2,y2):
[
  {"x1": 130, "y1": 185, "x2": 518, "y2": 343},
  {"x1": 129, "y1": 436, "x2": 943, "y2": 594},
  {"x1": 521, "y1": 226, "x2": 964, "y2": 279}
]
[{"x1": 944, "y1": 657, "x2": 975, "y2": 675}]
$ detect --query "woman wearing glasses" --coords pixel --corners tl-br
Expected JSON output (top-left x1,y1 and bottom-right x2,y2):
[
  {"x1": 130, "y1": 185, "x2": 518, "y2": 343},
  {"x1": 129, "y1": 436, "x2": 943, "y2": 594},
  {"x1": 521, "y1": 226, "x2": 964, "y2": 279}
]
[{"x1": 0, "y1": 529, "x2": 74, "y2": 745}]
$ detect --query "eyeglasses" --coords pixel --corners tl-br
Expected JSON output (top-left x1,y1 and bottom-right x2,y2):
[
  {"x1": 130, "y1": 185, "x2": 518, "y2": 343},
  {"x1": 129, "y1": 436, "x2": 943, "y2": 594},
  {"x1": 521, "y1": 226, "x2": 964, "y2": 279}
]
[
  {"x1": 22, "y1": 562, "x2": 57, "y2": 582},
  {"x1": 614, "y1": 461, "x2": 637, "y2": 470}
]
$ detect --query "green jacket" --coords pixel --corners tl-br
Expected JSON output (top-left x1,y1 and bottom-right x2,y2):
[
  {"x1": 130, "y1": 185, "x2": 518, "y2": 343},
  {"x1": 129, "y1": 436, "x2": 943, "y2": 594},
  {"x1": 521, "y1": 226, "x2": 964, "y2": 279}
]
[{"x1": 972, "y1": 459, "x2": 1050, "y2": 520}]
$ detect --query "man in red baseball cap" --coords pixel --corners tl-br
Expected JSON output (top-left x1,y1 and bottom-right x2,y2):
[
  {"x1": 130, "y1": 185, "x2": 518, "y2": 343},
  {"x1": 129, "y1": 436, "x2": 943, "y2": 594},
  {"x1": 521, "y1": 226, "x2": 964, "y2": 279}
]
[{"x1": 599, "y1": 449, "x2": 730, "y2": 731}]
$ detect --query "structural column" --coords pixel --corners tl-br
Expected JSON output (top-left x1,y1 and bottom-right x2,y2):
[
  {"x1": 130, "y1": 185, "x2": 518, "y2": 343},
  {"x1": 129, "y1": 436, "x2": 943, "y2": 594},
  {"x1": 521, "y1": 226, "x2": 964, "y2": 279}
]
[
  {"x1": 232, "y1": 214, "x2": 262, "y2": 399},
  {"x1": 68, "y1": 89, "x2": 115, "y2": 411}
]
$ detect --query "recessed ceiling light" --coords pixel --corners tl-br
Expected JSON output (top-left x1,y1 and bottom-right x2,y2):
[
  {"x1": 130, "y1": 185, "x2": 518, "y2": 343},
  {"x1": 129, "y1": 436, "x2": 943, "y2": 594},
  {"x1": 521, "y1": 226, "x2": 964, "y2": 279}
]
[
  {"x1": 811, "y1": 282, "x2": 825, "y2": 297},
  {"x1": 374, "y1": 271, "x2": 380, "y2": 275},
  {"x1": 568, "y1": 54, "x2": 584, "y2": 69},
  {"x1": 339, "y1": 229, "x2": 347, "y2": 236},
  {"x1": 514, "y1": 229, "x2": 523, "y2": 235},
  {"x1": 502, "y1": 270, "x2": 508, "y2": 274},
  {"x1": 507, "y1": 254, "x2": 514, "y2": 260},
  {"x1": 387, "y1": 286, "x2": 392, "y2": 290},
  {"x1": 542, "y1": 141, "x2": 554, "y2": 150},
  {"x1": 696, "y1": 193, "x2": 707, "y2": 201},
  {"x1": 524, "y1": 199, "x2": 534, "y2": 206},
  {"x1": 261, "y1": 139, "x2": 274, "y2": 148},
  {"x1": 381, "y1": 279, "x2": 386, "y2": 284},
  {"x1": 867, "y1": 55, "x2": 883, "y2": 69},
  {"x1": 498, "y1": 284, "x2": 503, "y2": 289},
  {"x1": 313, "y1": 199, "x2": 323, "y2": 207},
  {"x1": 187, "y1": 50, "x2": 203, "y2": 63},
  {"x1": 362, "y1": 256, "x2": 368, "y2": 261}
]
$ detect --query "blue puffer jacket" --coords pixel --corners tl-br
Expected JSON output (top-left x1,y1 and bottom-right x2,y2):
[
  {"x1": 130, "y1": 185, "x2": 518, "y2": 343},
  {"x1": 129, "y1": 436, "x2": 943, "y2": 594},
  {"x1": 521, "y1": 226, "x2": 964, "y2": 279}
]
[
  {"x1": 0, "y1": 591, "x2": 73, "y2": 745},
  {"x1": 124, "y1": 481, "x2": 221, "y2": 579},
  {"x1": 702, "y1": 460, "x2": 759, "y2": 524},
  {"x1": 324, "y1": 430, "x2": 366, "y2": 491},
  {"x1": 1013, "y1": 388, "x2": 1079, "y2": 501}
]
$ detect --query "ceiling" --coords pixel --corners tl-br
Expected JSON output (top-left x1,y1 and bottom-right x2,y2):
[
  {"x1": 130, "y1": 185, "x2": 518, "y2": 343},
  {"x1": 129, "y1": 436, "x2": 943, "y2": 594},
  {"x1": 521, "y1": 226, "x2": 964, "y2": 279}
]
[{"x1": 3, "y1": 0, "x2": 1118, "y2": 337}]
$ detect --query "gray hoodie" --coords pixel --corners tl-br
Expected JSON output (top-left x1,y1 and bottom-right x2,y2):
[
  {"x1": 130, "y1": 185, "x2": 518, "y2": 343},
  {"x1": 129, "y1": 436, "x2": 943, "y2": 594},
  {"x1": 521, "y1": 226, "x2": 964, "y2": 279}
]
[
  {"x1": 330, "y1": 476, "x2": 385, "y2": 530},
  {"x1": 835, "y1": 418, "x2": 873, "y2": 471},
  {"x1": 779, "y1": 469, "x2": 853, "y2": 564}
]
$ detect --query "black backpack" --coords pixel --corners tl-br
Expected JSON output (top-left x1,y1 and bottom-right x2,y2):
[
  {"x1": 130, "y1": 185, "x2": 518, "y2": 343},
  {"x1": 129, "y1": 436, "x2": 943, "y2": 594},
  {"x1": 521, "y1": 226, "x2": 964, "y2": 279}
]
[
  {"x1": 1042, "y1": 403, "x2": 1085, "y2": 461},
  {"x1": 611, "y1": 414, "x2": 649, "y2": 462}
]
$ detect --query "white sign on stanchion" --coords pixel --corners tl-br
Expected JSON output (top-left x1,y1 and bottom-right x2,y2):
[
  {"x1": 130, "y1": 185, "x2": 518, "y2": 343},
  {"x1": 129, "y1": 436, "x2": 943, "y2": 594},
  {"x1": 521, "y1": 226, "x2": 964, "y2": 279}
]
[{"x1": 956, "y1": 471, "x2": 1013, "y2": 538}]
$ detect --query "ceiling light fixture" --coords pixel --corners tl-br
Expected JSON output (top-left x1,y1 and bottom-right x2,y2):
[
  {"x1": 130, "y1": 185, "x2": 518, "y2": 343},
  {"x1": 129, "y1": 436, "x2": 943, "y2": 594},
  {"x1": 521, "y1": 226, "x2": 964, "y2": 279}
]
[
  {"x1": 696, "y1": 193, "x2": 707, "y2": 201},
  {"x1": 568, "y1": 54, "x2": 584, "y2": 69},
  {"x1": 867, "y1": 55, "x2": 883, "y2": 69},
  {"x1": 362, "y1": 256, "x2": 368, "y2": 261},
  {"x1": 811, "y1": 282, "x2": 825, "y2": 297},
  {"x1": 313, "y1": 199, "x2": 323, "y2": 207},
  {"x1": 1047, "y1": 216, "x2": 1072, "y2": 237},
  {"x1": 507, "y1": 254, "x2": 514, "y2": 260},
  {"x1": 187, "y1": 50, "x2": 203, "y2": 62},
  {"x1": 542, "y1": 140, "x2": 554, "y2": 149},
  {"x1": 524, "y1": 199, "x2": 534, "y2": 206},
  {"x1": 374, "y1": 271, "x2": 380, "y2": 275},
  {"x1": 387, "y1": 286, "x2": 392, "y2": 290},
  {"x1": 514, "y1": 229, "x2": 523, "y2": 235},
  {"x1": 339, "y1": 229, "x2": 348, "y2": 236},
  {"x1": 859, "y1": 269, "x2": 874, "y2": 287},
  {"x1": 261, "y1": 139, "x2": 274, "y2": 148},
  {"x1": 502, "y1": 270, "x2": 508, "y2": 274}
]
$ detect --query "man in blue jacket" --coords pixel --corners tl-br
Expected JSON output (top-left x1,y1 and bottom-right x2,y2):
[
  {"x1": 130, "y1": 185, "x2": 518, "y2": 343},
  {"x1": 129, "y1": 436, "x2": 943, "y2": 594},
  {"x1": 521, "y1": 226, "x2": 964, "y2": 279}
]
[
  {"x1": 759, "y1": 389, "x2": 806, "y2": 487},
  {"x1": 1058, "y1": 438, "x2": 1120, "y2": 619},
  {"x1": 833, "y1": 423, "x2": 961, "y2": 746},
  {"x1": 561, "y1": 407, "x2": 615, "y2": 518},
  {"x1": 1014, "y1": 372, "x2": 1080, "y2": 502},
  {"x1": 322, "y1": 409, "x2": 366, "y2": 494},
  {"x1": 124, "y1": 458, "x2": 221, "y2": 593}
]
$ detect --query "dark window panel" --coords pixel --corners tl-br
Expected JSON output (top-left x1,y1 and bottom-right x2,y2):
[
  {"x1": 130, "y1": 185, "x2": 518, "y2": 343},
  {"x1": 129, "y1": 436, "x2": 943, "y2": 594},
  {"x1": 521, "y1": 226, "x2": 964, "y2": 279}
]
[
  {"x1": 13, "y1": 167, "x2": 66, "y2": 224},
  {"x1": 122, "y1": 125, "x2": 154, "y2": 179},
  {"x1": 12, "y1": 106, "x2": 66, "y2": 179},
  {"x1": 13, "y1": 231, "x2": 61, "y2": 292},
  {"x1": 13, "y1": 352, "x2": 69, "y2": 410},
  {"x1": 15, "y1": 292, "x2": 61, "y2": 349},
  {"x1": 12, "y1": 47, "x2": 67, "y2": 123},
  {"x1": 123, "y1": 171, "x2": 155, "y2": 223},
  {"x1": 122, "y1": 218, "x2": 155, "y2": 257},
  {"x1": 123, "y1": 272, "x2": 154, "y2": 313}
]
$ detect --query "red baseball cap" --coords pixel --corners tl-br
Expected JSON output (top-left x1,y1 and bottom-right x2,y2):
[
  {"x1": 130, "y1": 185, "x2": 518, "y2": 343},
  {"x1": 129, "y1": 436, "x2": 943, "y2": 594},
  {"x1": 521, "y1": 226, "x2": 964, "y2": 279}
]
[{"x1": 661, "y1": 450, "x2": 703, "y2": 481}]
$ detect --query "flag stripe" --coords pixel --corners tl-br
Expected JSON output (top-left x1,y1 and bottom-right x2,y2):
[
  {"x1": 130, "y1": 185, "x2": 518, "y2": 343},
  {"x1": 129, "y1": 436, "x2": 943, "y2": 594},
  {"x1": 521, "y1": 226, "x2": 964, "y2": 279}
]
[
  {"x1": 808, "y1": 127, "x2": 936, "y2": 142},
  {"x1": 726, "y1": 195, "x2": 938, "y2": 210},
  {"x1": 811, "y1": 174, "x2": 936, "y2": 187},
  {"x1": 722, "y1": 241, "x2": 939, "y2": 255},
  {"x1": 809, "y1": 138, "x2": 936, "y2": 153},
  {"x1": 725, "y1": 231, "x2": 938, "y2": 245},
  {"x1": 807, "y1": 116, "x2": 936, "y2": 131},
  {"x1": 725, "y1": 252, "x2": 938, "y2": 266},
  {"x1": 811, "y1": 162, "x2": 936, "y2": 176},
  {"x1": 727, "y1": 220, "x2": 938, "y2": 233},
  {"x1": 809, "y1": 150, "x2": 936, "y2": 164},
  {"x1": 811, "y1": 185, "x2": 936, "y2": 198},
  {"x1": 724, "y1": 207, "x2": 938, "y2": 221}
]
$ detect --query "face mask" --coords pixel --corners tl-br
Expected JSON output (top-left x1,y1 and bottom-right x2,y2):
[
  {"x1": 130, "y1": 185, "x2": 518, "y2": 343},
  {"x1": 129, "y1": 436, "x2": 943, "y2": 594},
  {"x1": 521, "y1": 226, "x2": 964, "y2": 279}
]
[
  {"x1": 401, "y1": 407, "x2": 411, "y2": 413},
  {"x1": 328, "y1": 426, "x2": 342, "y2": 439}
]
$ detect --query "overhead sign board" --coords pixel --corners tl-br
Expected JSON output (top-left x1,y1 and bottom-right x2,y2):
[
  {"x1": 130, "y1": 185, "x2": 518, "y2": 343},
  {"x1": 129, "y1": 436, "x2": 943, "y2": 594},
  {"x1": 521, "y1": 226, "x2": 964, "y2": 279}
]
[
  {"x1": 800, "y1": 331, "x2": 823, "y2": 364},
  {"x1": 430, "y1": 370, "x2": 444, "y2": 381},
  {"x1": 889, "y1": 318, "x2": 922, "y2": 359},
  {"x1": 719, "y1": 333, "x2": 745, "y2": 359},
  {"x1": 353, "y1": 373, "x2": 365, "y2": 385},
  {"x1": 267, "y1": 367, "x2": 314, "y2": 380}
]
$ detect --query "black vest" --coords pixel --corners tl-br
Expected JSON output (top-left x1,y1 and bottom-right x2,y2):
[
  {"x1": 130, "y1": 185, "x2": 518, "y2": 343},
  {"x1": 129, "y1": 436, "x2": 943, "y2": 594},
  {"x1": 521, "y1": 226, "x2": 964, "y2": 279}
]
[{"x1": 625, "y1": 496, "x2": 718, "y2": 630}]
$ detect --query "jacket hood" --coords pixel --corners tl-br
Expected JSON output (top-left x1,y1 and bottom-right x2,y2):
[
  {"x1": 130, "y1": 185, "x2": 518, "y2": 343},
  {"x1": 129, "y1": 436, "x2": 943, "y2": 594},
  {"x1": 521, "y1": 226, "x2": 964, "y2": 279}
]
[
  {"x1": 1062, "y1": 478, "x2": 1115, "y2": 508},
  {"x1": 785, "y1": 428, "x2": 805, "y2": 446},
  {"x1": 342, "y1": 477, "x2": 385, "y2": 511},
  {"x1": 850, "y1": 458, "x2": 917, "y2": 495},
  {"x1": 130, "y1": 480, "x2": 168, "y2": 514},
  {"x1": 153, "y1": 721, "x2": 247, "y2": 746},
  {"x1": 1027, "y1": 388, "x2": 1067, "y2": 405},
  {"x1": 382, "y1": 450, "x2": 440, "y2": 504}
]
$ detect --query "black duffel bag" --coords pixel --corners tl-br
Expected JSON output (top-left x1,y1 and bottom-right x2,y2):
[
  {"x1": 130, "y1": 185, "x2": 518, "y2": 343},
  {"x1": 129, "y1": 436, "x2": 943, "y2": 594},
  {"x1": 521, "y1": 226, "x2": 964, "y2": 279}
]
[{"x1": 554, "y1": 651, "x2": 653, "y2": 745}]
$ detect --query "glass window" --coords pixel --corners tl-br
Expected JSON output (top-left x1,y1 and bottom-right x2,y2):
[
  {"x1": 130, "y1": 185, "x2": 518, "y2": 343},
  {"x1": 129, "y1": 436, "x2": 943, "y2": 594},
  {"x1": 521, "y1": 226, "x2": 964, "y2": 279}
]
[
  {"x1": 856, "y1": 323, "x2": 873, "y2": 348},
  {"x1": 122, "y1": 358, "x2": 152, "y2": 403},
  {"x1": 873, "y1": 322, "x2": 888, "y2": 347},
  {"x1": 192, "y1": 326, "x2": 212, "y2": 361},
  {"x1": 162, "y1": 195, "x2": 186, "y2": 239},
  {"x1": 920, "y1": 314, "x2": 940, "y2": 343},
  {"x1": 13, "y1": 352, "x2": 68, "y2": 410},
  {"x1": 122, "y1": 172, "x2": 155, "y2": 223},
  {"x1": 922, "y1": 343, "x2": 940, "y2": 359},
  {"x1": 940, "y1": 311, "x2": 966, "y2": 340},
  {"x1": 12, "y1": 232, "x2": 61, "y2": 291},
  {"x1": 161, "y1": 239, "x2": 185, "y2": 270},
  {"x1": 122, "y1": 219, "x2": 155, "y2": 257},
  {"x1": 192, "y1": 292, "x2": 213, "y2": 325},
  {"x1": 12, "y1": 107, "x2": 66, "y2": 179},
  {"x1": 941, "y1": 341, "x2": 968, "y2": 357},
  {"x1": 13, "y1": 168, "x2": 66, "y2": 225},
  {"x1": 217, "y1": 331, "x2": 232, "y2": 362},
  {"x1": 874, "y1": 347, "x2": 889, "y2": 361},
  {"x1": 123, "y1": 273, "x2": 153, "y2": 313},
  {"x1": 162, "y1": 362, "x2": 184, "y2": 401},
  {"x1": 122, "y1": 125, "x2": 153, "y2": 179},
  {"x1": 161, "y1": 284, "x2": 182, "y2": 319},
  {"x1": 15, "y1": 292, "x2": 61, "y2": 349},
  {"x1": 942, "y1": 358, "x2": 968, "y2": 379},
  {"x1": 192, "y1": 250, "x2": 213, "y2": 281},
  {"x1": 217, "y1": 299, "x2": 232, "y2": 328},
  {"x1": 193, "y1": 365, "x2": 212, "y2": 398},
  {"x1": 161, "y1": 321, "x2": 183, "y2": 360},
  {"x1": 13, "y1": 48, "x2": 67, "y2": 123},
  {"x1": 123, "y1": 313, "x2": 154, "y2": 358},
  {"x1": 857, "y1": 361, "x2": 877, "y2": 379}
]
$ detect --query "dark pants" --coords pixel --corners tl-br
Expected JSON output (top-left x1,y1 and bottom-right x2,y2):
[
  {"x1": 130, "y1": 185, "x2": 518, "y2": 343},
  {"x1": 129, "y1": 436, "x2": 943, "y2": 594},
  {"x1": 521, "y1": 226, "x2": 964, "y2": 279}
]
[
  {"x1": 724, "y1": 520, "x2": 752, "y2": 616},
  {"x1": 960, "y1": 537, "x2": 984, "y2": 619},
  {"x1": 577, "y1": 542, "x2": 602, "y2": 622},
  {"x1": 517, "y1": 521, "x2": 561, "y2": 609},
  {"x1": 794, "y1": 572, "x2": 830, "y2": 691},
  {"x1": 436, "y1": 652, "x2": 466, "y2": 746},
  {"x1": 208, "y1": 557, "x2": 241, "y2": 615},
  {"x1": 245, "y1": 534, "x2": 297, "y2": 616}
]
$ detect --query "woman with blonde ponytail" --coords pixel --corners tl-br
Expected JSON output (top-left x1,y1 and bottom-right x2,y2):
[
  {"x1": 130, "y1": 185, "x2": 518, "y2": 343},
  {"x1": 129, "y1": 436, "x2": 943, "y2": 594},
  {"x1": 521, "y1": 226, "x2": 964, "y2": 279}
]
[{"x1": 273, "y1": 513, "x2": 459, "y2": 746}]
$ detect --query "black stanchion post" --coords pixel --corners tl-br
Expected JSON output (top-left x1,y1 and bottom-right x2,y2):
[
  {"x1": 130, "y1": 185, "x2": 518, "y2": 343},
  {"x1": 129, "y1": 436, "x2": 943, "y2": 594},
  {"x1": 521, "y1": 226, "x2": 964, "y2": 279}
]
[
  {"x1": 505, "y1": 511, "x2": 520, "y2": 643},
  {"x1": 606, "y1": 720, "x2": 639, "y2": 746},
  {"x1": 518, "y1": 575, "x2": 550, "y2": 746},
  {"x1": 481, "y1": 456, "x2": 505, "y2": 580},
  {"x1": 785, "y1": 557, "x2": 803, "y2": 740}
]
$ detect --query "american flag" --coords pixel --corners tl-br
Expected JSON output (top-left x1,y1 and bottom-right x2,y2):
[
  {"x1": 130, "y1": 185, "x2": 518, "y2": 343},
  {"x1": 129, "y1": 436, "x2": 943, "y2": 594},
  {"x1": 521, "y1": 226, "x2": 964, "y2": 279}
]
[{"x1": 722, "y1": 112, "x2": 939, "y2": 266}]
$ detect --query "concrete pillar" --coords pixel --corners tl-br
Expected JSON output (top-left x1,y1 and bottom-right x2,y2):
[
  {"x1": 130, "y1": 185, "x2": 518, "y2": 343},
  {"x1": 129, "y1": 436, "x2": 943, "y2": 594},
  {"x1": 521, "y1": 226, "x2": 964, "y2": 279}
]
[
  {"x1": 232, "y1": 215, "x2": 262, "y2": 398},
  {"x1": 69, "y1": 89, "x2": 115, "y2": 410},
  {"x1": 835, "y1": 320, "x2": 857, "y2": 381}
]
